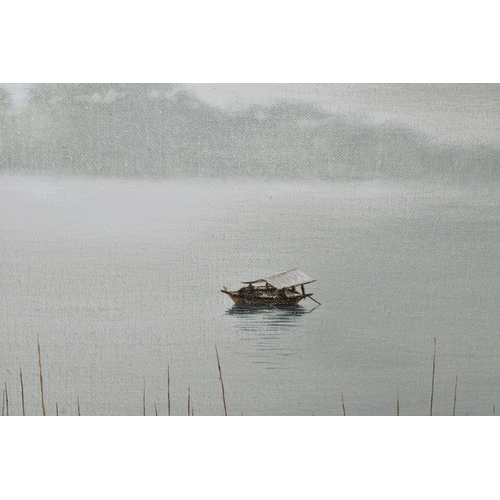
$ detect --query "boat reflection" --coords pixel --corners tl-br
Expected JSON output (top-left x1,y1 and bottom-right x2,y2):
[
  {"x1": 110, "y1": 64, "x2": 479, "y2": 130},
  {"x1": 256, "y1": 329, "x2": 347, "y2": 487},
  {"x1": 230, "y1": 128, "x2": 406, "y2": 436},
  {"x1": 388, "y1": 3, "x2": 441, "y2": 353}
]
[
  {"x1": 226, "y1": 304, "x2": 311, "y2": 332},
  {"x1": 226, "y1": 304, "x2": 318, "y2": 369}
]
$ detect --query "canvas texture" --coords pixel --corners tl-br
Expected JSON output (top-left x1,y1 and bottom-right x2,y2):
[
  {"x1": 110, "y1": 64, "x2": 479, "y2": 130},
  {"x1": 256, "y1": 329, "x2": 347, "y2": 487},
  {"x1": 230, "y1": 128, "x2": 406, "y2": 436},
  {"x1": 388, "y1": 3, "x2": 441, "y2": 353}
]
[{"x1": 1, "y1": 83, "x2": 499, "y2": 416}]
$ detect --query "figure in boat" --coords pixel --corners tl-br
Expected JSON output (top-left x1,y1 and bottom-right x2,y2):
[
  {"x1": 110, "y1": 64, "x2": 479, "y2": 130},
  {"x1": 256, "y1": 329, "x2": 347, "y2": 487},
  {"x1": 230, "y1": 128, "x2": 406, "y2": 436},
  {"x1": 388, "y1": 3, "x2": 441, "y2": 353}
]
[{"x1": 221, "y1": 268, "x2": 320, "y2": 306}]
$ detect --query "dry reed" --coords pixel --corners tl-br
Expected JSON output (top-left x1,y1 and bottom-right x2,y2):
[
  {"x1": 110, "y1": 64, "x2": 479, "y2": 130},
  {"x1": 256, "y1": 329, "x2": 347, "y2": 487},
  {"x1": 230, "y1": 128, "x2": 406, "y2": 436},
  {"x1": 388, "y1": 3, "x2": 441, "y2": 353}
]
[
  {"x1": 37, "y1": 336, "x2": 46, "y2": 416},
  {"x1": 341, "y1": 392, "x2": 346, "y2": 416},
  {"x1": 215, "y1": 346, "x2": 227, "y2": 416},
  {"x1": 4, "y1": 382, "x2": 8, "y2": 416},
  {"x1": 430, "y1": 338, "x2": 436, "y2": 416},
  {"x1": 19, "y1": 369, "x2": 25, "y2": 416},
  {"x1": 154, "y1": 403, "x2": 158, "y2": 416},
  {"x1": 77, "y1": 397, "x2": 81, "y2": 416},
  {"x1": 56, "y1": 403, "x2": 59, "y2": 416}
]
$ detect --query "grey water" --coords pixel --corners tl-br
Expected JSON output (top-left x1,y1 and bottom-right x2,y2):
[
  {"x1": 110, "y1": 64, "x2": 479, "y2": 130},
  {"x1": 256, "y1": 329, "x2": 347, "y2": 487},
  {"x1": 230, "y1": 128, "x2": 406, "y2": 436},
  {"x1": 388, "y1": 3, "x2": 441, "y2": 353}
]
[{"x1": 1, "y1": 174, "x2": 500, "y2": 415}]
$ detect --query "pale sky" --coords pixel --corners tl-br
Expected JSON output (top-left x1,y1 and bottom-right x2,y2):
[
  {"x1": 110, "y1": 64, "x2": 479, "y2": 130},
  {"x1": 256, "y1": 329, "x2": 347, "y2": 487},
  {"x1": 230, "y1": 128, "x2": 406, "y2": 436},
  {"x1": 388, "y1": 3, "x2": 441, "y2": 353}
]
[{"x1": 2, "y1": 82, "x2": 30, "y2": 105}]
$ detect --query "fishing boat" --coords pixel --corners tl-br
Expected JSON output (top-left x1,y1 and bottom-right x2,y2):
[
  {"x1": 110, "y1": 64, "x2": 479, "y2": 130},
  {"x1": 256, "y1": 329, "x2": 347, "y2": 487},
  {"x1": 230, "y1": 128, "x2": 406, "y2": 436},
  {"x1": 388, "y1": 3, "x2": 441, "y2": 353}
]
[{"x1": 221, "y1": 268, "x2": 320, "y2": 306}]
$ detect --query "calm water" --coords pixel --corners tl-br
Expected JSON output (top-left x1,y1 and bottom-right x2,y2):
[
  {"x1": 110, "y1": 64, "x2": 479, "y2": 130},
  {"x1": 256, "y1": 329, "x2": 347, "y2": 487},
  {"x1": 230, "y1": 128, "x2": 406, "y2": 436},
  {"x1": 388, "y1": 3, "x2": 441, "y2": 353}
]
[{"x1": 1, "y1": 174, "x2": 500, "y2": 415}]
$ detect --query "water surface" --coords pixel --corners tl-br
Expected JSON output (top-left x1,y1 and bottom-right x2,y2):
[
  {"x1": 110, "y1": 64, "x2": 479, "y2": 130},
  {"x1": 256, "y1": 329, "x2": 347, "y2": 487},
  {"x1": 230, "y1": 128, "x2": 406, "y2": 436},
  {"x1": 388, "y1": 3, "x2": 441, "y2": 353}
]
[{"x1": 1, "y1": 175, "x2": 499, "y2": 415}]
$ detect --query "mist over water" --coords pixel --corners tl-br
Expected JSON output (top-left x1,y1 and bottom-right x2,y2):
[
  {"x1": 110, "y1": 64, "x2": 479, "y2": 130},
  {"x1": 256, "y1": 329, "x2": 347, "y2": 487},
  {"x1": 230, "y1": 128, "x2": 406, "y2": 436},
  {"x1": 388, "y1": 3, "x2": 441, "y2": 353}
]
[{"x1": 1, "y1": 175, "x2": 499, "y2": 415}]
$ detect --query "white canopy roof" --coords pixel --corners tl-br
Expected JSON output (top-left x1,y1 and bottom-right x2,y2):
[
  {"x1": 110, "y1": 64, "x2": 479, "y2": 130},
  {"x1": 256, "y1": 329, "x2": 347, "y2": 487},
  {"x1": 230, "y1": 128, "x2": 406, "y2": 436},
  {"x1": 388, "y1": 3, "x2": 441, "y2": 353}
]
[{"x1": 243, "y1": 268, "x2": 315, "y2": 289}]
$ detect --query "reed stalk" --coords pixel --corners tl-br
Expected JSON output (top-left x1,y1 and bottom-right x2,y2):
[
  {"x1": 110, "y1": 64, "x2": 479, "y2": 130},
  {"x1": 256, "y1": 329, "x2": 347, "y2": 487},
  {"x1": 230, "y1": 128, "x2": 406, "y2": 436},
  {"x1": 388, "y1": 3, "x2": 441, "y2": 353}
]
[
  {"x1": 143, "y1": 380, "x2": 146, "y2": 417},
  {"x1": 187, "y1": 386, "x2": 191, "y2": 416},
  {"x1": 37, "y1": 336, "x2": 46, "y2": 416},
  {"x1": 77, "y1": 397, "x2": 81, "y2": 416},
  {"x1": 19, "y1": 369, "x2": 25, "y2": 416},
  {"x1": 154, "y1": 403, "x2": 158, "y2": 416},
  {"x1": 430, "y1": 338, "x2": 436, "y2": 416},
  {"x1": 167, "y1": 365, "x2": 171, "y2": 417},
  {"x1": 4, "y1": 382, "x2": 8, "y2": 416},
  {"x1": 56, "y1": 403, "x2": 59, "y2": 416},
  {"x1": 453, "y1": 375, "x2": 458, "y2": 416},
  {"x1": 215, "y1": 346, "x2": 227, "y2": 416},
  {"x1": 1, "y1": 388, "x2": 4, "y2": 416},
  {"x1": 493, "y1": 405, "x2": 496, "y2": 416},
  {"x1": 341, "y1": 392, "x2": 346, "y2": 416}
]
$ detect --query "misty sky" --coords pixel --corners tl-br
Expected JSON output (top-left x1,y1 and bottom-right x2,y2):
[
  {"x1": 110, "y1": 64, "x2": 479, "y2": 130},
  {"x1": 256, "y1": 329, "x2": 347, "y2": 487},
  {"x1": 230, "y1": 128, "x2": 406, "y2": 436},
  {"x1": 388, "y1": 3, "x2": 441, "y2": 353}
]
[
  {"x1": 5, "y1": 83, "x2": 500, "y2": 146},
  {"x1": 184, "y1": 83, "x2": 500, "y2": 146}
]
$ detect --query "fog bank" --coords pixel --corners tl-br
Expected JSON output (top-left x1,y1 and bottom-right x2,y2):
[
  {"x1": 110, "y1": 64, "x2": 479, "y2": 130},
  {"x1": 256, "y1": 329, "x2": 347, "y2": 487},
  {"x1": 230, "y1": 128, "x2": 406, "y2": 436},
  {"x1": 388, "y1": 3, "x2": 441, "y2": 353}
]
[{"x1": 0, "y1": 83, "x2": 499, "y2": 182}]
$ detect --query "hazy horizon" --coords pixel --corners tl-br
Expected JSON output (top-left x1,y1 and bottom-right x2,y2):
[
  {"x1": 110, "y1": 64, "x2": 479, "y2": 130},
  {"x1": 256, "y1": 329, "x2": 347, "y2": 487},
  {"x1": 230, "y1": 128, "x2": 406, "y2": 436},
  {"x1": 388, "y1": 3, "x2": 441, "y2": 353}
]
[{"x1": 1, "y1": 83, "x2": 499, "y2": 182}]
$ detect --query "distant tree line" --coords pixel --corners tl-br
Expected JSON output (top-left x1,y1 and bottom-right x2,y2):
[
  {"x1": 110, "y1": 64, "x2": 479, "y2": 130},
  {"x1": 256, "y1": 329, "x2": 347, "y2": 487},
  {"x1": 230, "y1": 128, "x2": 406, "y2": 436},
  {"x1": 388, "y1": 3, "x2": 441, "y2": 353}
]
[{"x1": 0, "y1": 83, "x2": 498, "y2": 182}]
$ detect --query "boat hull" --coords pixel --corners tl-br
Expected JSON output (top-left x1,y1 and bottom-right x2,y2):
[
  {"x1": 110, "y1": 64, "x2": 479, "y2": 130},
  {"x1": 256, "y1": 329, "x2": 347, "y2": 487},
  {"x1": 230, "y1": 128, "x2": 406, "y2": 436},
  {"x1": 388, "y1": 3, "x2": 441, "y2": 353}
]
[{"x1": 223, "y1": 291, "x2": 304, "y2": 306}]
